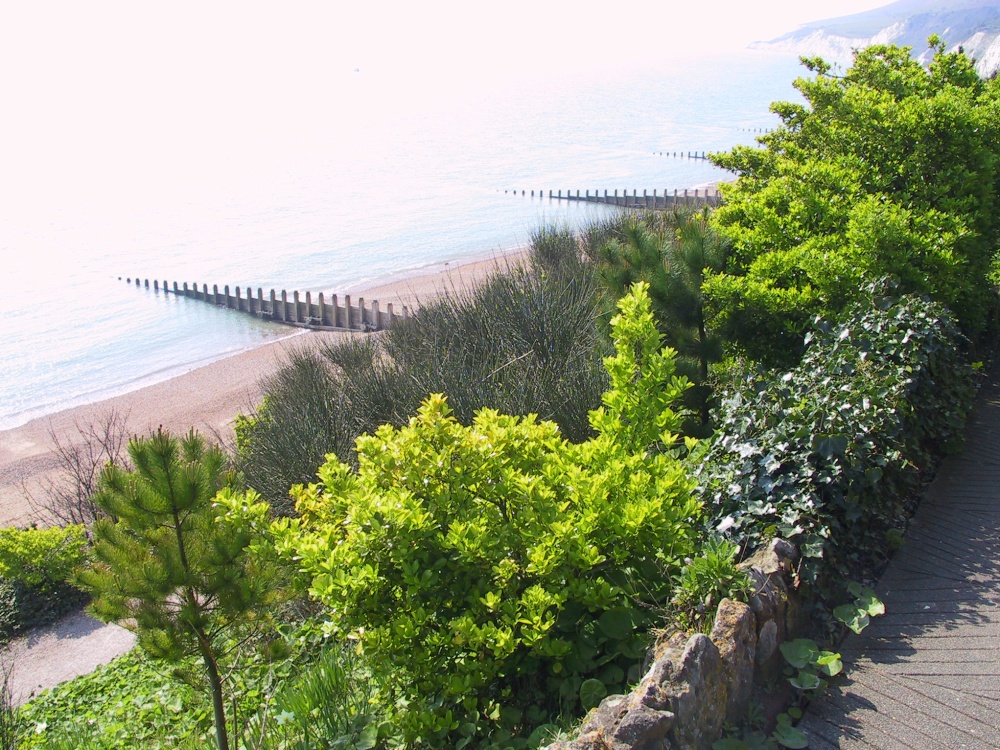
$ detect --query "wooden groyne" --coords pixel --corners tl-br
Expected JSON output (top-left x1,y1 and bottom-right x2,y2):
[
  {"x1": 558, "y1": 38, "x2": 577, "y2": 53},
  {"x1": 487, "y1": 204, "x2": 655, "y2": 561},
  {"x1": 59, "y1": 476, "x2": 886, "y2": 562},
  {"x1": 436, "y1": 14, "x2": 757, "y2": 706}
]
[
  {"x1": 504, "y1": 187, "x2": 722, "y2": 209},
  {"x1": 653, "y1": 150, "x2": 711, "y2": 159},
  {"x1": 121, "y1": 278, "x2": 409, "y2": 332}
]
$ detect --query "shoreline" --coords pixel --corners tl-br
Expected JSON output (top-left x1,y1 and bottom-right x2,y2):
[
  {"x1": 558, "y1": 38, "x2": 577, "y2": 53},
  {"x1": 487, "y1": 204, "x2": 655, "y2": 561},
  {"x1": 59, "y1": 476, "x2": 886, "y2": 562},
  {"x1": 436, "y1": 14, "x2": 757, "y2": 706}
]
[{"x1": 0, "y1": 247, "x2": 529, "y2": 528}]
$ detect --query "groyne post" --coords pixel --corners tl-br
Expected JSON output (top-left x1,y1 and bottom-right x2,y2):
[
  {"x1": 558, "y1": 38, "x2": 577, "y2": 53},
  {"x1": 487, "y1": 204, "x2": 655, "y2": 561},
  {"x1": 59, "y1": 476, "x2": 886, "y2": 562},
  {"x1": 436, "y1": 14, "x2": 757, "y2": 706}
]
[
  {"x1": 345, "y1": 295, "x2": 352, "y2": 329},
  {"x1": 332, "y1": 294, "x2": 340, "y2": 327},
  {"x1": 318, "y1": 292, "x2": 326, "y2": 326}
]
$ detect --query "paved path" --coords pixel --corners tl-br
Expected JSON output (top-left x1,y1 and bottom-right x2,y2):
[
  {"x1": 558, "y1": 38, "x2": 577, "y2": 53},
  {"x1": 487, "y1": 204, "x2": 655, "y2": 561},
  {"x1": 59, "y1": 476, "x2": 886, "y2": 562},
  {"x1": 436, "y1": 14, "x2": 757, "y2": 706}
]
[
  {"x1": 3, "y1": 610, "x2": 134, "y2": 706},
  {"x1": 799, "y1": 370, "x2": 1000, "y2": 748}
]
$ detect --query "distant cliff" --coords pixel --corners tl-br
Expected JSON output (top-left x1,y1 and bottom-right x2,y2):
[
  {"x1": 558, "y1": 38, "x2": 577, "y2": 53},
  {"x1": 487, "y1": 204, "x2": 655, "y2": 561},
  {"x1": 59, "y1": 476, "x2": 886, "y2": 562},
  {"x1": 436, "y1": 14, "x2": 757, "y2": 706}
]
[{"x1": 751, "y1": 0, "x2": 1000, "y2": 76}]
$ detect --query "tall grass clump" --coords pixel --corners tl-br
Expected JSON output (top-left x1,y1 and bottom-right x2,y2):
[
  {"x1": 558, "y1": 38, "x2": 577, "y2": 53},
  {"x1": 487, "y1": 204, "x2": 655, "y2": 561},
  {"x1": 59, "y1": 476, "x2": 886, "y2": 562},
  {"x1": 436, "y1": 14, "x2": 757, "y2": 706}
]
[
  {"x1": 237, "y1": 239, "x2": 608, "y2": 512},
  {"x1": 234, "y1": 351, "x2": 355, "y2": 515}
]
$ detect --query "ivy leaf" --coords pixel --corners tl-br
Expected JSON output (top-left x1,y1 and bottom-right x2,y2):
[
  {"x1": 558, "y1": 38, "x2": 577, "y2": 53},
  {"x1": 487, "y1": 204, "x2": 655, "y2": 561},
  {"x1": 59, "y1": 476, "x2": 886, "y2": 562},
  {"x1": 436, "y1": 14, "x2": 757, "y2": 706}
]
[
  {"x1": 834, "y1": 604, "x2": 871, "y2": 634},
  {"x1": 812, "y1": 434, "x2": 849, "y2": 460},
  {"x1": 788, "y1": 669, "x2": 822, "y2": 691},
  {"x1": 355, "y1": 725, "x2": 378, "y2": 750},
  {"x1": 579, "y1": 678, "x2": 607, "y2": 711},
  {"x1": 773, "y1": 722, "x2": 809, "y2": 749},
  {"x1": 527, "y1": 724, "x2": 560, "y2": 749},
  {"x1": 597, "y1": 608, "x2": 635, "y2": 641},
  {"x1": 779, "y1": 639, "x2": 819, "y2": 669},
  {"x1": 857, "y1": 588, "x2": 885, "y2": 616},
  {"x1": 815, "y1": 651, "x2": 843, "y2": 677}
]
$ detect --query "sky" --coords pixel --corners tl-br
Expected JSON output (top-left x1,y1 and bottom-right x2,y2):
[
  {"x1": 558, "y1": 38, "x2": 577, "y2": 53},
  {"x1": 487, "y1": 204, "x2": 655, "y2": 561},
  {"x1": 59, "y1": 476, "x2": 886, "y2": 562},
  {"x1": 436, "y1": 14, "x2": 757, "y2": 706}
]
[{"x1": 0, "y1": 0, "x2": 895, "y2": 215}]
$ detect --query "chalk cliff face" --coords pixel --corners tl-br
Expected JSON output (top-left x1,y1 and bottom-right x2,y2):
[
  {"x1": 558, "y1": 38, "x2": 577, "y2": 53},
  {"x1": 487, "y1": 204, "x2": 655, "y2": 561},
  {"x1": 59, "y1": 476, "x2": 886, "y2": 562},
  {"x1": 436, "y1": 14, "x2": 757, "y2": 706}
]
[{"x1": 751, "y1": 0, "x2": 1000, "y2": 76}]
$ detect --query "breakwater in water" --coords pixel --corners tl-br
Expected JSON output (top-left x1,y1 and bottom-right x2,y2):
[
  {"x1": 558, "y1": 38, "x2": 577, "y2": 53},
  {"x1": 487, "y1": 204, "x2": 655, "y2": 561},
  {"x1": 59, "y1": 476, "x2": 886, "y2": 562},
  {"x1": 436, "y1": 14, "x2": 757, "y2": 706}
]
[
  {"x1": 121, "y1": 278, "x2": 409, "y2": 331},
  {"x1": 504, "y1": 186, "x2": 722, "y2": 209}
]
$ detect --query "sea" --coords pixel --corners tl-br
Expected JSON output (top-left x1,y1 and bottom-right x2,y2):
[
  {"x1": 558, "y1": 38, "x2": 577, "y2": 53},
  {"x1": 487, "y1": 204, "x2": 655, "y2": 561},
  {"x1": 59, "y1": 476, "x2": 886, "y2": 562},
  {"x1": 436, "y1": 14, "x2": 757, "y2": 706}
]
[{"x1": 0, "y1": 49, "x2": 807, "y2": 431}]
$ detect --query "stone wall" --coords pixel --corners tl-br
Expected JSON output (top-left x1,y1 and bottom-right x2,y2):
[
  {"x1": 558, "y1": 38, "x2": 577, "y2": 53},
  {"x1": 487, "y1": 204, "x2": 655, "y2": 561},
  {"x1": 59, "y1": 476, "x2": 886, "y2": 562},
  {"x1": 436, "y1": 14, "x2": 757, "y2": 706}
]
[{"x1": 544, "y1": 539, "x2": 803, "y2": 750}]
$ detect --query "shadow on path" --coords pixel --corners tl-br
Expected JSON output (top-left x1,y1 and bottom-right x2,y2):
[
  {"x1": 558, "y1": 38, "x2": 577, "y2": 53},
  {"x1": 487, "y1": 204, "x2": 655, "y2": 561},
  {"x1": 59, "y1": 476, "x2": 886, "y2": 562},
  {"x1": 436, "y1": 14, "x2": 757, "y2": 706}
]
[{"x1": 799, "y1": 372, "x2": 1000, "y2": 749}]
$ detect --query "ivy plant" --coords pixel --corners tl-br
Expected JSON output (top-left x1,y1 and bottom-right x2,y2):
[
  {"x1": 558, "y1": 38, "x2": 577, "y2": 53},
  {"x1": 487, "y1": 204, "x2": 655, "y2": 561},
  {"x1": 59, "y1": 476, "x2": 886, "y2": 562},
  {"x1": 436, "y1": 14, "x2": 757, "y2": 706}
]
[{"x1": 696, "y1": 288, "x2": 973, "y2": 588}]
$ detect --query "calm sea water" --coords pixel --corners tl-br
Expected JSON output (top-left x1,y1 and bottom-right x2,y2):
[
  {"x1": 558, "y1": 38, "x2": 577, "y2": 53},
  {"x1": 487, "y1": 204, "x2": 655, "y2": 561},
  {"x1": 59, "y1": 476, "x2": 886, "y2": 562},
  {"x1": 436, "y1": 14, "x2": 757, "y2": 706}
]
[{"x1": 0, "y1": 50, "x2": 804, "y2": 430}]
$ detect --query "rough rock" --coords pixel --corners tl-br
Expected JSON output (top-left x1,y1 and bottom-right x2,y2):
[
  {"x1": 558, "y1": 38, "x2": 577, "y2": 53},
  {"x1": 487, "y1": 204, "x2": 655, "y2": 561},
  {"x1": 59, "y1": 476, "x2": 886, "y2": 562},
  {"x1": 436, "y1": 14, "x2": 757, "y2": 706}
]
[
  {"x1": 543, "y1": 540, "x2": 802, "y2": 750},
  {"x1": 709, "y1": 599, "x2": 756, "y2": 725},
  {"x1": 662, "y1": 634, "x2": 726, "y2": 750},
  {"x1": 740, "y1": 538, "x2": 799, "y2": 682}
]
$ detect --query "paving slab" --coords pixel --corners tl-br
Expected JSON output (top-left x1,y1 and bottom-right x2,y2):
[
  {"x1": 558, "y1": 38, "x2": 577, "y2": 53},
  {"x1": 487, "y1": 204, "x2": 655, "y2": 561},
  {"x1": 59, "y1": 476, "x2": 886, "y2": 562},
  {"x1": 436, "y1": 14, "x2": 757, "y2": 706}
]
[{"x1": 799, "y1": 369, "x2": 1000, "y2": 749}]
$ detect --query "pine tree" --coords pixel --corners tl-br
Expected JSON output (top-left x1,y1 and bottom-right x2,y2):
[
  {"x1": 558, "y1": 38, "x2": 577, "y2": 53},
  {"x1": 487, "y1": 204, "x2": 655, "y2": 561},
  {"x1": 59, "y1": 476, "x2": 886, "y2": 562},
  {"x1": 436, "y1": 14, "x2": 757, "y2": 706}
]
[
  {"x1": 597, "y1": 209, "x2": 728, "y2": 429},
  {"x1": 78, "y1": 429, "x2": 281, "y2": 750}
]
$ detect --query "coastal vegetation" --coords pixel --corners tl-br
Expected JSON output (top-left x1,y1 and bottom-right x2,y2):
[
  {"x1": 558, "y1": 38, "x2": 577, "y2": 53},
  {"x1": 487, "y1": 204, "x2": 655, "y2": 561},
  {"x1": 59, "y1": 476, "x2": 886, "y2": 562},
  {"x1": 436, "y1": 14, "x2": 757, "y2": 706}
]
[
  {"x1": 707, "y1": 37, "x2": 1000, "y2": 367},
  {"x1": 6, "y1": 38, "x2": 998, "y2": 749},
  {"x1": 234, "y1": 238, "x2": 609, "y2": 514}
]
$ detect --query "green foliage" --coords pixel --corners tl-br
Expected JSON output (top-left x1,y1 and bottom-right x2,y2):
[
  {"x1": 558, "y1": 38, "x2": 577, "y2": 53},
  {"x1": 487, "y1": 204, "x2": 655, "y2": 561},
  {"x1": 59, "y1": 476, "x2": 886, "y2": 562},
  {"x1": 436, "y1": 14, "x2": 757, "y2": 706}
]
[
  {"x1": 0, "y1": 525, "x2": 87, "y2": 591},
  {"x1": 78, "y1": 429, "x2": 287, "y2": 750},
  {"x1": 20, "y1": 650, "x2": 212, "y2": 749},
  {"x1": 708, "y1": 42, "x2": 1000, "y2": 365},
  {"x1": 277, "y1": 284, "x2": 701, "y2": 747},
  {"x1": 0, "y1": 579, "x2": 88, "y2": 645},
  {"x1": 697, "y1": 290, "x2": 974, "y2": 588},
  {"x1": 670, "y1": 538, "x2": 753, "y2": 633},
  {"x1": 237, "y1": 257, "x2": 608, "y2": 512},
  {"x1": 833, "y1": 582, "x2": 885, "y2": 634},
  {"x1": 0, "y1": 659, "x2": 24, "y2": 750},
  {"x1": 247, "y1": 644, "x2": 397, "y2": 750},
  {"x1": 591, "y1": 281, "x2": 692, "y2": 453},
  {"x1": 17, "y1": 620, "x2": 327, "y2": 749},
  {"x1": 0, "y1": 525, "x2": 90, "y2": 642},
  {"x1": 593, "y1": 209, "x2": 729, "y2": 429}
]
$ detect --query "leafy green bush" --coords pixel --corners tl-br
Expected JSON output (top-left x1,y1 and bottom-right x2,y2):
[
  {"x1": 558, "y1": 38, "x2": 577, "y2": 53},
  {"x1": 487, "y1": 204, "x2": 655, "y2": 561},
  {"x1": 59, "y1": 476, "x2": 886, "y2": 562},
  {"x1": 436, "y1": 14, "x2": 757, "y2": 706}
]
[
  {"x1": 277, "y1": 284, "x2": 701, "y2": 748},
  {"x1": 696, "y1": 289, "x2": 974, "y2": 588},
  {"x1": 0, "y1": 525, "x2": 90, "y2": 640},
  {"x1": 591, "y1": 208, "x2": 730, "y2": 431},
  {"x1": 707, "y1": 42, "x2": 1000, "y2": 365},
  {"x1": 0, "y1": 525, "x2": 87, "y2": 591}
]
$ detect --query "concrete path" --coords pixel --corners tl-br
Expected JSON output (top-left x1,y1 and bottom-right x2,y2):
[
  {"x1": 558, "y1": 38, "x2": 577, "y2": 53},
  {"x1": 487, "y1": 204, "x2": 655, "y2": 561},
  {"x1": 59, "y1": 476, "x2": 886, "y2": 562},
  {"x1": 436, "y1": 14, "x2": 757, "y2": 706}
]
[
  {"x1": 799, "y1": 370, "x2": 1000, "y2": 748},
  {"x1": 3, "y1": 609, "x2": 134, "y2": 706}
]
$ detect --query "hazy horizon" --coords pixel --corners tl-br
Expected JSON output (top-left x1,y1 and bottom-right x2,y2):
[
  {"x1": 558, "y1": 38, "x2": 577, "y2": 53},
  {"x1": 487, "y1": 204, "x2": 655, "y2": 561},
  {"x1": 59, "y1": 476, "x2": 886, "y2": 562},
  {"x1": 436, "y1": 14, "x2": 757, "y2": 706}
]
[{"x1": 0, "y1": 1, "x2": 892, "y2": 224}]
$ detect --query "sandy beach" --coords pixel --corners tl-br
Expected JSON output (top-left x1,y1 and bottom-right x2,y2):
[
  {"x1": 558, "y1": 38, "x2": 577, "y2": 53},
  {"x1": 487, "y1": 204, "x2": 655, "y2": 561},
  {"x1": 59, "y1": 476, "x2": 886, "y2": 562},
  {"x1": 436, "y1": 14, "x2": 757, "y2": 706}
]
[{"x1": 0, "y1": 249, "x2": 528, "y2": 528}]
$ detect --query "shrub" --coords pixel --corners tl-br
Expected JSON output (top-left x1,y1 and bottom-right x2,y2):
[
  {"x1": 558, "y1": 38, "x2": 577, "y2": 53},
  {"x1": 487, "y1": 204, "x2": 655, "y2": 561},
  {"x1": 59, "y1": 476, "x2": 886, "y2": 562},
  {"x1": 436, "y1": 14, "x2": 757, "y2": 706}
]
[
  {"x1": 79, "y1": 430, "x2": 289, "y2": 750},
  {"x1": 695, "y1": 288, "x2": 975, "y2": 588},
  {"x1": 0, "y1": 525, "x2": 87, "y2": 592},
  {"x1": 0, "y1": 525, "x2": 90, "y2": 640},
  {"x1": 277, "y1": 284, "x2": 701, "y2": 747},
  {"x1": 707, "y1": 43, "x2": 1000, "y2": 364},
  {"x1": 238, "y1": 254, "x2": 608, "y2": 513}
]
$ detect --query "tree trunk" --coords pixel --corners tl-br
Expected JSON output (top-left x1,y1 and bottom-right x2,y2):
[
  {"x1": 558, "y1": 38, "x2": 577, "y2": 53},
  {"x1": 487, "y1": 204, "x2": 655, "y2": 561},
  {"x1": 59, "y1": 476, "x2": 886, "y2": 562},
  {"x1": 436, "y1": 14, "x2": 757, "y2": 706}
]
[{"x1": 199, "y1": 634, "x2": 229, "y2": 750}]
